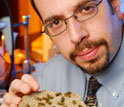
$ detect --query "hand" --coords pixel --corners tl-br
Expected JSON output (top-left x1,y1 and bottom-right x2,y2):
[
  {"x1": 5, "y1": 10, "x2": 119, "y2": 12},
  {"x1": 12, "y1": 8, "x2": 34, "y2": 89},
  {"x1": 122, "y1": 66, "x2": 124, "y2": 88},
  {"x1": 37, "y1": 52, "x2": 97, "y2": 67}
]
[{"x1": 1, "y1": 74, "x2": 40, "y2": 107}]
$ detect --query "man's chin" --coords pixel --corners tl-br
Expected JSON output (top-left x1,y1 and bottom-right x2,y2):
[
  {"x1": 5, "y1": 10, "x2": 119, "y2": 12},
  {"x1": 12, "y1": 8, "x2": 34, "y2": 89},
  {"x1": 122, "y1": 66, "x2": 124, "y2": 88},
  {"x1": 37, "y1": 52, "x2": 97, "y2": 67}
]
[
  {"x1": 77, "y1": 55, "x2": 110, "y2": 76},
  {"x1": 80, "y1": 66, "x2": 103, "y2": 76}
]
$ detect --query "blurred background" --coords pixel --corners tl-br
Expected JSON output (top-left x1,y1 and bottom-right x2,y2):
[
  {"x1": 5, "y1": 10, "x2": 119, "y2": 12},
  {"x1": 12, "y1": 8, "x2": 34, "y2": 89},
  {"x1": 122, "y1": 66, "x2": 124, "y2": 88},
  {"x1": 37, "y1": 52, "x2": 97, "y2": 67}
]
[
  {"x1": 0, "y1": 0, "x2": 58, "y2": 92},
  {"x1": 0, "y1": 0, "x2": 124, "y2": 92},
  {"x1": 120, "y1": 0, "x2": 124, "y2": 13}
]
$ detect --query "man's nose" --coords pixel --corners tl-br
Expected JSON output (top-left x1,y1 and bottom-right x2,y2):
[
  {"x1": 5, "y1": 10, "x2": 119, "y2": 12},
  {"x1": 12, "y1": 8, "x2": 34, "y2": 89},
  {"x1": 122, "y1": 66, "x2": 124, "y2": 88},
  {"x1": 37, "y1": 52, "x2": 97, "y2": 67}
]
[{"x1": 67, "y1": 18, "x2": 88, "y2": 44}]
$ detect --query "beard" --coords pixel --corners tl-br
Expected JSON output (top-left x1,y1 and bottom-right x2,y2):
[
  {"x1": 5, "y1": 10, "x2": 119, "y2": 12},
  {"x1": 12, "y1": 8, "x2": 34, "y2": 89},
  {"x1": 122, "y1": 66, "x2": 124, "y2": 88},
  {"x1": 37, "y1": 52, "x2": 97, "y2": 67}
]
[{"x1": 70, "y1": 38, "x2": 110, "y2": 75}]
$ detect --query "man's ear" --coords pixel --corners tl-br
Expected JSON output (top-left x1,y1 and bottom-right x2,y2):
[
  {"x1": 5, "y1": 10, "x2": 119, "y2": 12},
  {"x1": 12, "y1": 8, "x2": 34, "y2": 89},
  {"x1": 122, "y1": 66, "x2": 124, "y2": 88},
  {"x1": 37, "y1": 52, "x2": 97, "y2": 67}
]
[{"x1": 111, "y1": 0, "x2": 121, "y2": 18}]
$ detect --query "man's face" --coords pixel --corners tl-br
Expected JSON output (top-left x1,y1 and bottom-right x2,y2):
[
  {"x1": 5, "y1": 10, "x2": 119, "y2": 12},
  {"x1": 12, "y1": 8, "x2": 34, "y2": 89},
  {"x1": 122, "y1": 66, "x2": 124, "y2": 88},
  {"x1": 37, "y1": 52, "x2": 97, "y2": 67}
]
[{"x1": 34, "y1": 0, "x2": 122, "y2": 75}]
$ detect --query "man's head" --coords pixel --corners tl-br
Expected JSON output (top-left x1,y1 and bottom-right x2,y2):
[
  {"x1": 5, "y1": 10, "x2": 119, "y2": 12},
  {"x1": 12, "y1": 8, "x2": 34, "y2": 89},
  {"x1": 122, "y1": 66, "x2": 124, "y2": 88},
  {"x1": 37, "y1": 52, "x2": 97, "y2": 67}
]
[
  {"x1": 30, "y1": 0, "x2": 118, "y2": 21},
  {"x1": 31, "y1": 0, "x2": 123, "y2": 75}
]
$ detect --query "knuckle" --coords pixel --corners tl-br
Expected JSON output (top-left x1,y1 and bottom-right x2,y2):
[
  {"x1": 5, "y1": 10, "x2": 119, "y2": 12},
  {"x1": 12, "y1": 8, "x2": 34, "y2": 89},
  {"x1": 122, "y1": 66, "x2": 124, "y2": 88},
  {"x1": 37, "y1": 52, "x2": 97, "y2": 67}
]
[
  {"x1": 9, "y1": 79, "x2": 21, "y2": 92},
  {"x1": 10, "y1": 79, "x2": 20, "y2": 87},
  {"x1": 21, "y1": 74, "x2": 36, "y2": 85},
  {"x1": 21, "y1": 74, "x2": 31, "y2": 80}
]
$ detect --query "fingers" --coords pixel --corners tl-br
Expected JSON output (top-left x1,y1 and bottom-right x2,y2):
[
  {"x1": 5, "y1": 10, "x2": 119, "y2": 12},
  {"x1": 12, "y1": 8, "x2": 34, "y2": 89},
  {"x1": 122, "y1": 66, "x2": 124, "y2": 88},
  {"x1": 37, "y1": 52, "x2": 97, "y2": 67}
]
[
  {"x1": 21, "y1": 74, "x2": 40, "y2": 91},
  {"x1": 9, "y1": 79, "x2": 31, "y2": 95},
  {"x1": 9, "y1": 74, "x2": 40, "y2": 94},
  {"x1": 2, "y1": 74, "x2": 40, "y2": 107},
  {"x1": 2, "y1": 93, "x2": 21, "y2": 106}
]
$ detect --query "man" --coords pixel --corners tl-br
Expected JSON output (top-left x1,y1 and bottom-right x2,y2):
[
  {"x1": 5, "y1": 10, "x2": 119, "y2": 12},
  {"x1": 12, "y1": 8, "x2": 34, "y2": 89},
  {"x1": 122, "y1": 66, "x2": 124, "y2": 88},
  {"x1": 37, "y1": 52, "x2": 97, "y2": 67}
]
[{"x1": 1, "y1": 0, "x2": 124, "y2": 106}]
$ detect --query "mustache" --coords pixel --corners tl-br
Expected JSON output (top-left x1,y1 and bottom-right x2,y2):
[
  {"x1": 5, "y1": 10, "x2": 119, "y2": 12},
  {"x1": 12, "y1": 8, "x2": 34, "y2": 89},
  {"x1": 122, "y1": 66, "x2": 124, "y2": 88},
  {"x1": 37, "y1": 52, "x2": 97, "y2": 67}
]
[{"x1": 70, "y1": 38, "x2": 108, "y2": 61}]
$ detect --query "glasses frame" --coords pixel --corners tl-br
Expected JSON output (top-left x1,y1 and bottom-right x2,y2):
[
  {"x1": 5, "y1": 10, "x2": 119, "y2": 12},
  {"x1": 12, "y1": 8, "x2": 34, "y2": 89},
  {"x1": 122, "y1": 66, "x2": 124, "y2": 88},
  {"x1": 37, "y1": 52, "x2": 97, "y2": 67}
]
[{"x1": 41, "y1": 0, "x2": 103, "y2": 37}]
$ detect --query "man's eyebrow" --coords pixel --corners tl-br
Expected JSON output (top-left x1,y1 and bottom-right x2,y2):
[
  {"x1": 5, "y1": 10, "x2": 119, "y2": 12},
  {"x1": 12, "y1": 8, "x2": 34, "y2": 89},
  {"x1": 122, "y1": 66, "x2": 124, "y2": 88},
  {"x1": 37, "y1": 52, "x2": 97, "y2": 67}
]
[{"x1": 44, "y1": 15, "x2": 64, "y2": 24}]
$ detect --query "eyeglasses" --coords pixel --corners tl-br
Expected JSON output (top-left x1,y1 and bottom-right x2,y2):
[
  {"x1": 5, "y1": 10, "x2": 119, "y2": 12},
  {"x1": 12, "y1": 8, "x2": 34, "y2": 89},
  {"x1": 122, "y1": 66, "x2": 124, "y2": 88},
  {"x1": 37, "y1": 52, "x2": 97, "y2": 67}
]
[{"x1": 41, "y1": 0, "x2": 103, "y2": 37}]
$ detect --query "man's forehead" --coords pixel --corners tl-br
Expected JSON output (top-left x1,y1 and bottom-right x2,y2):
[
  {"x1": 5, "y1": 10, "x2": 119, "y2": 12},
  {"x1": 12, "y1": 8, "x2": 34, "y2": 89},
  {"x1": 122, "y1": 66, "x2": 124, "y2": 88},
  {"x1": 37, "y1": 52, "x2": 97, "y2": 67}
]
[
  {"x1": 35, "y1": 0, "x2": 79, "y2": 18},
  {"x1": 35, "y1": 0, "x2": 98, "y2": 20},
  {"x1": 35, "y1": 0, "x2": 79, "y2": 10}
]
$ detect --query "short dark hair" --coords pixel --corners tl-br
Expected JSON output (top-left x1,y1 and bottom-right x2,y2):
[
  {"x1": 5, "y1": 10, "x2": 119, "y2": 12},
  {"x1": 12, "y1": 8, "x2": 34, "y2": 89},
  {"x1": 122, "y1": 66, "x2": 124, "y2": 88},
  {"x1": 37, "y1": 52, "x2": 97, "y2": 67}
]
[
  {"x1": 30, "y1": 0, "x2": 114, "y2": 22},
  {"x1": 30, "y1": 0, "x2": 43, "y2": 22},
  {"x1": 107, "y1": 0, "x2": 114, "y2": 14}
]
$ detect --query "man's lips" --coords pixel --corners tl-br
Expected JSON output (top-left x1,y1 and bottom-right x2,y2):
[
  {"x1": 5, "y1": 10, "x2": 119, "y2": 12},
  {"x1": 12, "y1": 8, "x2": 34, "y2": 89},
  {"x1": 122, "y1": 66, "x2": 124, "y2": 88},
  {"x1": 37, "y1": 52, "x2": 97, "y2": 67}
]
[{"x1": 77, "y1": 46, "x2": 99, "y2": 61}]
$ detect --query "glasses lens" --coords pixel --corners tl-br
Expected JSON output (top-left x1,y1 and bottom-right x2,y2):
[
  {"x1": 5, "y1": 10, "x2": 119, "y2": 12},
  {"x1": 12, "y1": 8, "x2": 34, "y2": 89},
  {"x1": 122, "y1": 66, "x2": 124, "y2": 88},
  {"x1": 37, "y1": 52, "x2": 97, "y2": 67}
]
[
  {"x1": 75, "y1": 4, "x2": 98, "y2": 21},
  {"x1": 47, "y1": 19, "x2": 66, "y2": 37}
]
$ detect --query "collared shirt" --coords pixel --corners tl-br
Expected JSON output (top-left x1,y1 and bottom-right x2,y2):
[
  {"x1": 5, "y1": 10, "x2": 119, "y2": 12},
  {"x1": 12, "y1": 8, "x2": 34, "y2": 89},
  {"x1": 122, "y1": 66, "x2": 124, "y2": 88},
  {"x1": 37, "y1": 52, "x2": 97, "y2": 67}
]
[{"x1": 33, "y1": 35, "x2": 124, "y2": 107}]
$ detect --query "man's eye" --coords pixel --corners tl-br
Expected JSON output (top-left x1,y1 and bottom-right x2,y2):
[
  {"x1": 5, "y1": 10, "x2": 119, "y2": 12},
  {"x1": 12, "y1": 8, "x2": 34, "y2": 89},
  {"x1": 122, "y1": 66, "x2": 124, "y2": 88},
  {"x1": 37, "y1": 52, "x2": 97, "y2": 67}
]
[
  {"x1": 53, "y1": 20, "x2": 60, "y2": 25},
  {"x1": 83, "y1": 6, "x2": 91, "y2": 11},
  {"x1": 80, "y1": 5, "x2": 95, "y2": 14},
  {"x1": 50, "y1": 19, "x2": 61, "y2": 27},
  {"x1": 48, "y1": 19, "x2": 63, "y2": 30}
]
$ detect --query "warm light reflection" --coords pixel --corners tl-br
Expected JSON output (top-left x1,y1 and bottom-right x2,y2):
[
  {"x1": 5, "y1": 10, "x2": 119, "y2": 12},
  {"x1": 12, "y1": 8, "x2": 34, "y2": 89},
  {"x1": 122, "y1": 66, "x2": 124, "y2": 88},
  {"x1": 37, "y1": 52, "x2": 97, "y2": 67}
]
[
  {"x1": 4, "y1": 49, "x2": 26, "y2": 64},
  {"x1": 18, "y1": 53, "x2": 23, "y2": 57},
  {"x1": 22, "y1": 15, "x2": 26, "y2": 19},
  {"x1": 24, "y1": 60, "x2": 28, "y2": 63},
  {"x1": 1, "y1": 34, "x2": 5, "y2": 40},
  {"x1": 1, "y1": 34, "x2": 5, "y2": 50}
]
